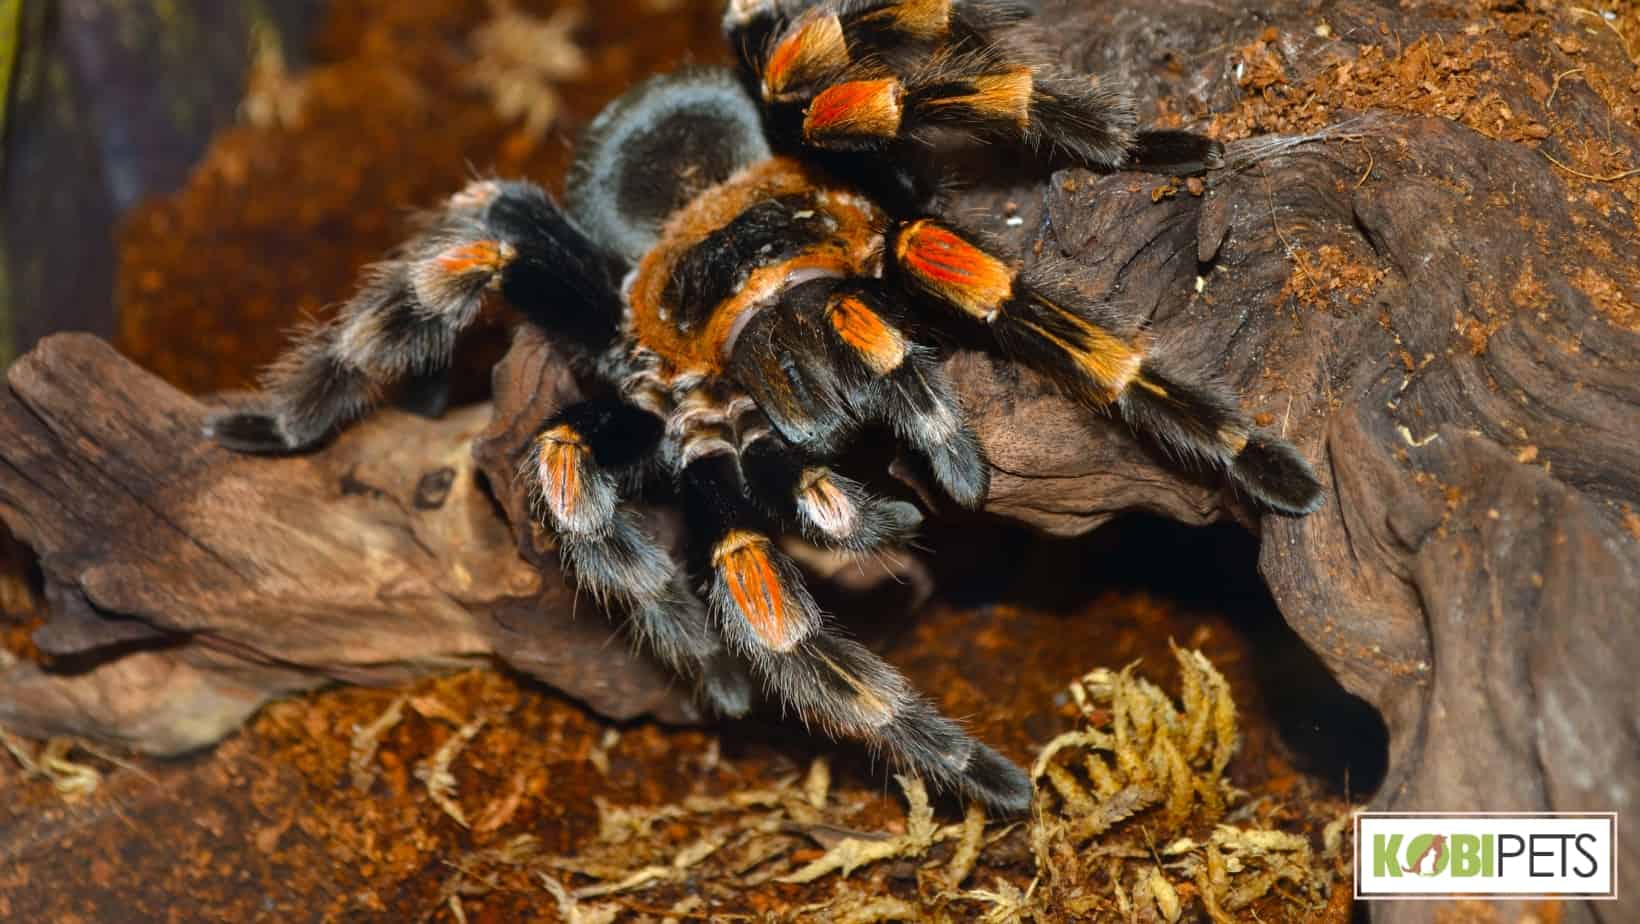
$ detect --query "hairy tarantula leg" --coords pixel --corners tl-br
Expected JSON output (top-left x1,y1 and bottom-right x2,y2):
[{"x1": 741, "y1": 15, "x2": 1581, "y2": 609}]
[
  {"x1": 799, "y1": 66, "x2": 1140, "y2": 170},
  {"x1": 755, "y1": 632, "x2": 1032, "y2": 813},
  {"x1": 683, "y1": 452, "x2": 826, "y2": 654},
  {"x1": 208, "y1": 179, "x2": 621, "y2": 454},
  {"x1": 680, "y1": 441, "x2": 1029, "y2": 811},
  {"x1": 873, "y1": 345, "x2": 991, "y2": 509},
  {"x1": 741, "y1": 0, "x2": 1221, "y2": 173},
  {"x1": 205, "y1": 181, "x2": 513, "y2": 453},
  {"x1": 526, "y1": 399, "x2": 754, "y2": 717},
  {"x1": 727, "y1": 279, "x2": 989, "y2": 509},
  {"x1": 891, "y1": 218, "x2": 1324, "y2": 514},
  {"x1": 742, "y1": 0, "x2": 1214, "y2": 172},
  {"x1": 735, "y1": 409, "x2": 924, "y2": 553},
  {"x1": 826, "y1": 284, "x2": 990, "y2": 508},
  {"x1": 742, "y1": 0, "x2": 1028, "y2": 102}
]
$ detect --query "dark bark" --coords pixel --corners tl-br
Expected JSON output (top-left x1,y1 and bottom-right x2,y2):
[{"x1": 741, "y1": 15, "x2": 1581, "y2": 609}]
[
  {"x1": 1, "y1": 1, "x2": 1637, "y2": 921},
  {"x1": 0, "y1": 331, "x2": 924, "y2": 745},
  {"x1": 0, "y1": 333, "x2": 696, "y2": 751}
]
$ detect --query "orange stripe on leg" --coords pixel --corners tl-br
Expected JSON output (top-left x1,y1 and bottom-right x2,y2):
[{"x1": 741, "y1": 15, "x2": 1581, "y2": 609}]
[
  {"x1": 803, "y1": 79, "x2": 903, "y2": 145},
  {"x1": 828, "y1": 295, "x2": 906, "y2": 374},
  {"x1": 436, "y1": 240, "x2": 515, "y2": 276},
  {"x1": 894, "y1": 220, "x2": 1014, "y2": 321},
  {"x1": 919, "y1": 68, "x2": 1034, "y2": 128},
  {"x1": 1012, "y1": 293, "x2": 1146, "y2": 401},
  {"x1": 763, "y1": 11, "x2": 848, "y2": 100},
  {"x1": 857, "y1": 0, "x2": 951, "y2": 40},
  {"x1": 536, "y1": 425, "x2": 586, "y2": 524},
  {"x1": 714, "y1": 531, "x2": 799, "y2": 650}
]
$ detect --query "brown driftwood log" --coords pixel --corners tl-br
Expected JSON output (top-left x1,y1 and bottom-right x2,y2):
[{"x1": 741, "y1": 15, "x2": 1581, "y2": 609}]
[
  {"x1": 0, "y1": 335, "x2": 699, "y2": 743},
  {"x1": 1, "y1": 1, "x2": 1637, "y2": 921},
  {"x1": 0, "y1": 332, "x2": 929, "y2": 747}
]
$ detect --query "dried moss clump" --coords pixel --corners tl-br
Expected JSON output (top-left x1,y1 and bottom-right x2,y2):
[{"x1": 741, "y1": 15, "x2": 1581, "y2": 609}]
[
  {"x1": 414, "y1": 756, "x2": 994, "y2": 922},
  {"x1": 399, "y1": 647, "x2": 1350, "y2": 922},
  {"x1": 1016, "y1": 643, "x2": 1344, "y2": 922}
]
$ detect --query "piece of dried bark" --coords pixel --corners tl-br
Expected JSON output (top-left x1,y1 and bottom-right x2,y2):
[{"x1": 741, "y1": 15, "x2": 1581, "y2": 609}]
[
  {"x1": 0, "y1": 332, "x2": 926, "y2": 751},
  {"x1": 0, "y1": 333, "x2": 694, "y2": 749}
]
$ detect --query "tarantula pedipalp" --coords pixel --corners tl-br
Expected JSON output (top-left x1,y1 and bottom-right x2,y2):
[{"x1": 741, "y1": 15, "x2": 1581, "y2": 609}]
[{"x1": 205, "y1": 0, "x2": 1323, "y2": 814}]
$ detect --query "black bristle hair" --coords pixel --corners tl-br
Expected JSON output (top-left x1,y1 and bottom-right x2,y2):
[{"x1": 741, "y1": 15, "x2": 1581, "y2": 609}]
[
  {"x1": 1230, "y1": 436, "x2": 1325, "y2": 516},
  {"x1": 1115, "y1": 360, "x2": 1244, "y2": 470},
  {"x1": 1129, "y1": 129, "x2": 1225, "y2": 176},
  {"x1": 483, "y1": 182, "x2": 624, "y2": 353},
  {"x1": 554, "y1": 398, "x2": 667, "y2": 470},
  {"x1": 1118, "y1": 361, "x2": 1323, "y2": 515},
  {"x1": 1024, "y1": 72, "x2": 1137, "y2": 168}
]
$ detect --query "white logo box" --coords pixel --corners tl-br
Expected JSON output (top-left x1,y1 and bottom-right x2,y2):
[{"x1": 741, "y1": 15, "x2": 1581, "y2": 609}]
[{"x1": 1355, "y1": 812, "x2": 1617, "y2": 900}]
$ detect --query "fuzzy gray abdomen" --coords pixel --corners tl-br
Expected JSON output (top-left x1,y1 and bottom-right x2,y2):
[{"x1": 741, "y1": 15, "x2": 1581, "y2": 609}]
[{"x1": 565, "y1": 67, "x2": 769, "y2": 265}]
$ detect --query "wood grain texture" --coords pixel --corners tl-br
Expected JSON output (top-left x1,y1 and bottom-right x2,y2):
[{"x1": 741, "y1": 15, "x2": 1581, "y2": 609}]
[{"x1": 0, "y1": 333, "x2": 696, "y2": 752}]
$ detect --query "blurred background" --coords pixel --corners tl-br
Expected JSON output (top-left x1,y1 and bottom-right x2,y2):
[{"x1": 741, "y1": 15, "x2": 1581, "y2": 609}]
[
  {"x1": 0, "y1": 0, "x2": 724, "y2": 379},
  {"x1": 0, "y1": 0, "x2": 327, "y2": 364}
]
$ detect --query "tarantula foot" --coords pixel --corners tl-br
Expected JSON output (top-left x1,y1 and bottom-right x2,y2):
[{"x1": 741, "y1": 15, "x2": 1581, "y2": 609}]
[
  {"x1": 394, "y1": 371, "x2": 453, "y2": 420},
  {"x1": 698, "y1": 652, "x2": 757, "y2": 718},
  {"x1": 1230, "y1": 436, "x2": 1325, "y2": 516},
  {"x1": 203, "y1": 409, "x2": 304, "y2": 454},
  {"x1": 958, "y1": 742, "x2": 1034, "y2": 815},
  {"x1": 1130, "y1": 129, "x2": 1225, "y2": 176},
  {"x1": 876, "y1": 695, "x2": 1034, "y2": 815},
  {"x1": 923, "y1": 434, "x2": 989, "y2": 509},
  {"x1": 793, "y1": 468, "x2": 924, "y2": 552}
]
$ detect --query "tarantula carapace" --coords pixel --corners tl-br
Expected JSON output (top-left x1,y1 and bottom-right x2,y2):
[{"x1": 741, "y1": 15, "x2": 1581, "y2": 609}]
[{"x1": 206, "y1": 0, "x2": 1323, "y2": 813}]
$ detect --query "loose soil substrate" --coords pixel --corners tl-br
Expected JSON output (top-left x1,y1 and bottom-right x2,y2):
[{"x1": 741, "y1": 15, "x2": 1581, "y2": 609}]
[
  {"x1": 6, "y1": 0, "x2": 1637, "y2": 919},
  {"x1": 0, "y1": 567, "x2": 1357, "y2": 922}
]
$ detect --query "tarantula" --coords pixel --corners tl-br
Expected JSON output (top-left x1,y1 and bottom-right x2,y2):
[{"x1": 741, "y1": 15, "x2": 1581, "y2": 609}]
[{"x1": 206, "y1": 0, "x2": 1323, "y2": 814}]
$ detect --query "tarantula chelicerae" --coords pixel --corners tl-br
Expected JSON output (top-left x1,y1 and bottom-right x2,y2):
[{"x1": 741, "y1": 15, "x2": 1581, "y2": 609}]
[{"x1": 206, "y1": 0, "x2": 1323, "y2": 813}]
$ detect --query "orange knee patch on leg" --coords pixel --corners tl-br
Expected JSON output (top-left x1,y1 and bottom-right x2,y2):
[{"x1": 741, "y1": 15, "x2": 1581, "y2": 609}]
[
  {"x1": 860, "y1": 0, "x2": 951, "y2": 40},
  {"x1": 894, "y1": 220, "x2": 1015, "y2": 321},
  {"x1": 414, "y1": 240, "x2": 516, "y2": 314},
  {"x1": 919, "y1": 68, "x2": 1034, "y2": 128},
  {"x1": 803, "y1": 78, "x2": 904, "y2": 144},
  {"x1": 714, "y1": 531, "x2": 799, "y2": 650},
  {"x1": 828, "y1": 295, "x2": 906, "y2": 374},
  {"x1": 763, "y1": 11, "x2": 848, "y2": 101},
  {"x1": 536, "y1": 425, "x2": 587, "y2": 523},
  {"x1": 436, "y1": 240, "x2": 515, "y2": 277},
  {"x1": 796, "y1": 468, "x2": 859, "y2": 538}
]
